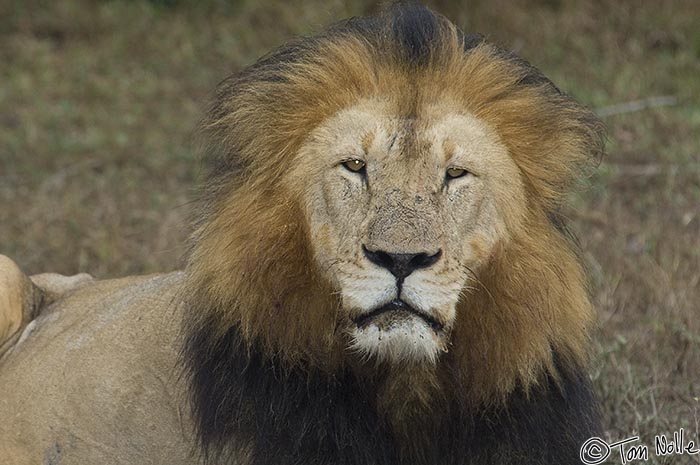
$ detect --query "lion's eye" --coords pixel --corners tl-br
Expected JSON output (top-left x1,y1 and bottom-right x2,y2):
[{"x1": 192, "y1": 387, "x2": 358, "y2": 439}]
[
  {"x1": 446, "y1": 167, "x2": 469, "y2": 179},
  {"x1": 341, "y1": 159, "x2": 366, "y2": 174}
]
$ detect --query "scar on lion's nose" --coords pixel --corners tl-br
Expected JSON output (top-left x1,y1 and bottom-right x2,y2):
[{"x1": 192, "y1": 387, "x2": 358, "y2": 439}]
[{"x1": 362, "y1": 245, "x2": 441, "y2": 280}]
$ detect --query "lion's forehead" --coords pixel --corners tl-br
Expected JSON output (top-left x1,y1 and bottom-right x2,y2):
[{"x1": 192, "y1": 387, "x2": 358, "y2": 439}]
[{"x1": 307, "y1": 99, "x2": 514, "y2": 176}]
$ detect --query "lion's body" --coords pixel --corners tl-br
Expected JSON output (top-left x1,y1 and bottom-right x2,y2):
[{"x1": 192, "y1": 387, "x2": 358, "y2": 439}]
[
  {"x1": 1, "y1": 4, "x2": 605, "y2": 465},
  {"x1": 0, "y1": 270, "x2": 198, "y2": 465}
]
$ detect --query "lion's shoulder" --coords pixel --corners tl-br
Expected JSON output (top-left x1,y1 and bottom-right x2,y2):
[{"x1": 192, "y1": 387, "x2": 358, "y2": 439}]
[
  {"x1": 0, "y1": 266, "x2": 194, "y2": 464},
  {"x1": 31, "y1": 271, "x2": 94, "y2": 303}
]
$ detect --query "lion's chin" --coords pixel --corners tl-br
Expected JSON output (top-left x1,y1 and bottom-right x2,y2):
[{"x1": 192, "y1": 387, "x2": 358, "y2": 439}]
[{"x1": 348, "y1": 314, "x2": 446, "y2": 364}]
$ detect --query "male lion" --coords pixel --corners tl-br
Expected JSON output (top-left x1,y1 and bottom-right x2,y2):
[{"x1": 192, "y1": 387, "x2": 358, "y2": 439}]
[{"x1": 0, "y1": 4, "x2": 605, "y2": 465}]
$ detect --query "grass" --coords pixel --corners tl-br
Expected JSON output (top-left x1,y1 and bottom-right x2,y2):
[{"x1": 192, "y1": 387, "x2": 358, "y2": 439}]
[{"x1": 1, "y1": 0, "x2": 699, "y2": 461}]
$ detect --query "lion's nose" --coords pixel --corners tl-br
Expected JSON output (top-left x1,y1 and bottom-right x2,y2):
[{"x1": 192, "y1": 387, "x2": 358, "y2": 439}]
[{"x1": 362, "y1": 245, "x2": 442, "y2": 280}]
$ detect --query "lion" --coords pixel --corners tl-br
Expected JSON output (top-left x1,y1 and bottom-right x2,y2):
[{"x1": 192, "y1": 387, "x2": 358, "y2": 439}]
[{"x1": 0, "y1": 4, "x2": 605, "y2": 465}]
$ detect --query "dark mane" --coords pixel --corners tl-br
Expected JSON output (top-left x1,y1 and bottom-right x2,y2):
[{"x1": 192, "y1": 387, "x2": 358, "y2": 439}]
[{"x1": 185, "y1": 320, "x2": 600, "y2": 465}]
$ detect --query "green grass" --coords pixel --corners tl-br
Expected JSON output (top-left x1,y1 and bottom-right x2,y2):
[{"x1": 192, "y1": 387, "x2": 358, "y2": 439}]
[{"x1": 1, "y1": 1, "x2": 699, "y2": 461}]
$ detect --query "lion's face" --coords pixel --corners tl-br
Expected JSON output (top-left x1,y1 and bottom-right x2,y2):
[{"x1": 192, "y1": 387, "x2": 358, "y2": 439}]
[{"x1": 295, "y1": 98, "x2": 526, "y2": 363}]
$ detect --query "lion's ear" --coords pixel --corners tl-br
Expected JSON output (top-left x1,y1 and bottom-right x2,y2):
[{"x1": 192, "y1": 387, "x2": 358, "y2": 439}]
[
  {"x1": 0, "y1": 256, "x2": 94, "y2": 357},
  {"x1": 0, "y1": 255, "x2": 38, "y2": 355}
]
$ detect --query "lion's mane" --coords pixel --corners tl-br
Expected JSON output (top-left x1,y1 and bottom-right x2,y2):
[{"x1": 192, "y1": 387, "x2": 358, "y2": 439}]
[{"x1": 181, "y1": 4, "x2": 604, "y2": 465}]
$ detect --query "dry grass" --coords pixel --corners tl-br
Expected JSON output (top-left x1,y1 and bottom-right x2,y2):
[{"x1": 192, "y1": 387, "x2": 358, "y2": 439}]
[{"x1": 1, "y1": 0, "x2": 698, "y2": 461}]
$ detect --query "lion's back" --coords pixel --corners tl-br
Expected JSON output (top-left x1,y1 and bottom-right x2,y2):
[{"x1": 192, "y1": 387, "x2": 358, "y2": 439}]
[{"x1": 0, "y1": 271, "x2": 198, "y2": 465}]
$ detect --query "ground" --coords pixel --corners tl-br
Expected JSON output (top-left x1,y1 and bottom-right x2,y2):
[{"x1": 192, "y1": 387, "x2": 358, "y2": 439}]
[{"x1": 0, "y1": 1, "x2": 698, "y2": 463}]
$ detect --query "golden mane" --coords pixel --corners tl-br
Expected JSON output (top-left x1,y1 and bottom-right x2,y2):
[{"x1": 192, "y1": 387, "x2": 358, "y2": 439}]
[{"x1": 183, "y1": 2, "x2": 604, "y2": 413}]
